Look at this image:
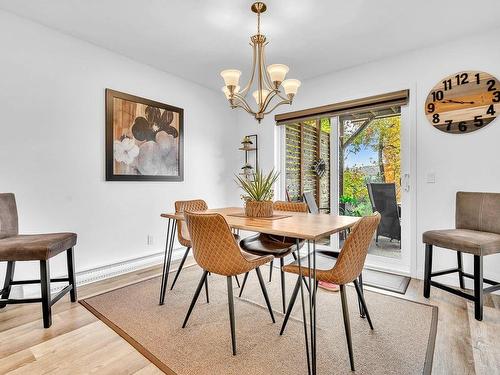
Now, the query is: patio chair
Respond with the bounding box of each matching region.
[367,183,401,245]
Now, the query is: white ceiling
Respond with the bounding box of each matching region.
[1,0,500,91]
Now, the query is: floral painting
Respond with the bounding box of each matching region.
[105,89,183,181]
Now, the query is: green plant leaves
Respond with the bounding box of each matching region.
[235,169,280,201]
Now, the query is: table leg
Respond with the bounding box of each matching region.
[159,219,177,305]
[296,238,311,375]
[312,240,317,375]
[307,241,314,373]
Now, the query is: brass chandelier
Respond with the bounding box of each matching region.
[220,2,301,123]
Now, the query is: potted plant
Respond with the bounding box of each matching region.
[235,169,280,217]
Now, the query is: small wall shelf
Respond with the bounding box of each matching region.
[239,134,258,177]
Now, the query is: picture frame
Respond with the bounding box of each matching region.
[105,89,184,181]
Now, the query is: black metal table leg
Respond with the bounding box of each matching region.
[307,241,314,374]
[312,240,317,375]
[159,218,177,305]
[296,238,311,375]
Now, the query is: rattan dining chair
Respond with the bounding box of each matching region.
[238,201,308,313]
[182,211,275,355]
[280,212,381,371]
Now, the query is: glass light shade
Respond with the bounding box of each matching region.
[252,89,270,105]
[222,85,240,99]
[282,79,301,96]
[267,64,289,83]
[220,69,242,86]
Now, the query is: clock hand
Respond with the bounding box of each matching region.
[443,99,475,104]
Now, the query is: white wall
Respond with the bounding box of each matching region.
[2,8,499,292]
[235,28,500,285]
[0,10,238,285]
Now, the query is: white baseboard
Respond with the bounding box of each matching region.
[19,247,185,298]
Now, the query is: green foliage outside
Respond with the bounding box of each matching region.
[341,115,401,217]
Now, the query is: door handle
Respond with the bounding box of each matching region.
[402,173,410,192]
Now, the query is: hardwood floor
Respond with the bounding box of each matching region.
[0,260,498,374]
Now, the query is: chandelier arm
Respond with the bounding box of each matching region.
[275,91,290,101]
[232,93,255,114]
[235,101,256,116]
[239,42,258,97]
[263,98,292,115]
[261,89,279,113]
[260,42,275,90]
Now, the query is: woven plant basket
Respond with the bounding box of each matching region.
[245,200,273,218]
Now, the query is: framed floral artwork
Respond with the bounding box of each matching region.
[105,89,184,181]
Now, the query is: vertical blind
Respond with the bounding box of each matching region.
[285,119,330,211]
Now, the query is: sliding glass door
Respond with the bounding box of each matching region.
[278,100,411,273]
[333,105,410,272]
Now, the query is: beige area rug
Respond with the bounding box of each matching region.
[81,265,437,375]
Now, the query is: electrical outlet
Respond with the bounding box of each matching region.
[147,235,154,246]
[426,172,436,184]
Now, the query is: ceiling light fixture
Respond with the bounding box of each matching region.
[220,2,301,123]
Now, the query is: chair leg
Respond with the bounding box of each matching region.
[40,260,52,328]
[226,276,237,355]
[474,255,483,321]
[357,273,365,318]
[255,267,275,323]
[182,270,208,328]
[353,280,373,330]
[457,251,465,289]
[170,247,190,290]
[205,274,209,304]
[0,261,15,308]
[340,284,355,371]
[280,258,286,313]
[66,248,77,302]
[423,244,433,298]
[238,272,249,298]
[234,275,240,288]
[269,260,274,282]
[280,276,301,335]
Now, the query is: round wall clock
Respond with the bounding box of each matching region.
[425,70,499,133]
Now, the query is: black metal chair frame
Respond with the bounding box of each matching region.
[182,267,275,355]
[423,245,500,321]
[170,246,241,293]
[302,191,366,317]
[280,266,373,372]
[0,247,77,328]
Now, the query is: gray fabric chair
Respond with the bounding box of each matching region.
[423,191,500,321]
[0,193,77,328]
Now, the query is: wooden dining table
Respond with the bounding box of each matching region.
[159,206,360,375]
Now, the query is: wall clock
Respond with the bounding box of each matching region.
[425,71,499,134]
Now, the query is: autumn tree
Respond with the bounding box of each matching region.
[340,115,401,205]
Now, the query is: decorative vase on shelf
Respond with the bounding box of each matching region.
[240,136,254,151]
[235,169,279,218]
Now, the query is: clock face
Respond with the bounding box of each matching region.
[425,71,499,134]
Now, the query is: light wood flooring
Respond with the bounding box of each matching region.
[0,259,499,374]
